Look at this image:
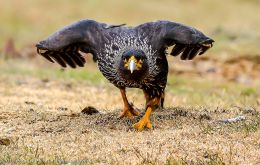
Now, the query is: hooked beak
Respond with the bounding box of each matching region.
[129,59,136,74]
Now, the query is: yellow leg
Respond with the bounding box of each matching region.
[132,107,153,130]
[133,97,160,130]
[119,88,139,118]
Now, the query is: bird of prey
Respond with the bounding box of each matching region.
[36,20,214,130]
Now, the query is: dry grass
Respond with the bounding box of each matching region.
[0,58,259,164]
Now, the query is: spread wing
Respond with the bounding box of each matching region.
[137,20,214,60]
[36,20,107,68]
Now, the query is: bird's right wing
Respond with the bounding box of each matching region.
[36,20,107,68]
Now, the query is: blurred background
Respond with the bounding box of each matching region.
[0,0,259,107]
[1,0,260,52]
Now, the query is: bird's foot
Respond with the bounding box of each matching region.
[132,116,152,131]
[120,106,139,118]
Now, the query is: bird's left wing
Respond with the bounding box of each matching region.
[137,20,214,60]
[36,20,107,68]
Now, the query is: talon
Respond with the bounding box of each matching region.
[132,118,152,130]
[146,121,152,129]
[120,106,139,118]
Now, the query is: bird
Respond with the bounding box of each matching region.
[36,19,214,130]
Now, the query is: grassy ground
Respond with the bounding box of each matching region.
[0,57,259,164]
[1,0,260,164]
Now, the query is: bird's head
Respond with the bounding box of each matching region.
[122,49,148,73]
[119,49,148,79]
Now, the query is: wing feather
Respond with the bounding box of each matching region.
[70,51,85,67]
[188,47,201,60]
[39,50,55,63]
[51,53,67,67]
[36,20,106,68]
[137,21,214,60]
[170,44,185,56]
[180,47,193,60]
